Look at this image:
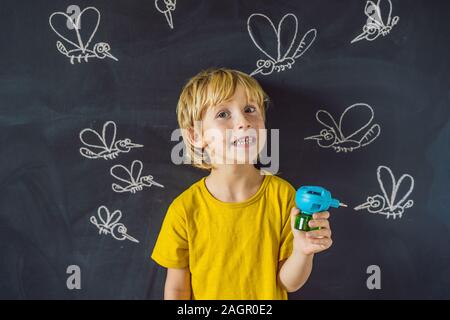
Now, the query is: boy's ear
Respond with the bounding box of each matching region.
[185,127,204,149]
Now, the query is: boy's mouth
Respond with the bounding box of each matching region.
[231,136,257,147]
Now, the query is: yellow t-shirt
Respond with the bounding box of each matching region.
[151,172,296,300]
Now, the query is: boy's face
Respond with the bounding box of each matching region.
[198,84,266,166]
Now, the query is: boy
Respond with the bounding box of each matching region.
[151,68,333,300]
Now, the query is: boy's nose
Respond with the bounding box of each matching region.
[236,113,252,130]
[238,122,251,130]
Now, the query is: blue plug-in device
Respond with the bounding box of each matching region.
[294,186,347,231]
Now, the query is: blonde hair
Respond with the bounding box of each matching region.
[176,68,269,170]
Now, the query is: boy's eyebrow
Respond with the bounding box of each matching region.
[214,99,258,110]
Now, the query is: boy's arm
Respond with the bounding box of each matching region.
[278,253,314,293]
[164,267,191,300]
[278,207,333,293]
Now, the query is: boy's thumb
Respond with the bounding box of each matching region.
[290,207,300,229]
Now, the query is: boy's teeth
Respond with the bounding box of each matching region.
[233,137,255,146]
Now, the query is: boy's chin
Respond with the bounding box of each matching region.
[223,155,259,165]
[210,147,260,165]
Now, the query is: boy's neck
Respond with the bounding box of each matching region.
[205,165,265,203]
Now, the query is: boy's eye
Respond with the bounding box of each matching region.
[217,111,229,119]
[245,105,256,113]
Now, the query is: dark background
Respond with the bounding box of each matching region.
[0,0,449,299]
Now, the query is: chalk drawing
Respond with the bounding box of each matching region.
[155,0,176,29]
[305,103,380,153]
[354,165,414,219]
[351,0,399,44]
[90,205,139,243]
[79,121,143,160]
[110,160,164,194]
[247,13,316,76]
[49,6,118,64]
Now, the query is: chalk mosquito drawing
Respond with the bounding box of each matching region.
[110,160,164,194]
[247,13,317,76]
[305,103,381,153]
[79,121,143,160]
[155,0,176,29]
[49,6,118,64]
[90,205,139,243]
[354,166,414,219]
[351,0,399,44]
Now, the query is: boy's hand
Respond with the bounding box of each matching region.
[290,207,333,256]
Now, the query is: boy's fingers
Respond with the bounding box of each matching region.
[307,229,332,238]
[290,207,300,217]
[313,211,330,219]
[310,238,333,247]
[309,219,330,229]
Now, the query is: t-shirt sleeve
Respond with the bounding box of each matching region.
[278,184,296,261]
[151,200,189,269]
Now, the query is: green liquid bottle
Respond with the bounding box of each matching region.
[294,212,319,232]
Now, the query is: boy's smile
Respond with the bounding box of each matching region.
[231,135,257,148]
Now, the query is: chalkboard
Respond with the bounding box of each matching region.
[1,0,449,299]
